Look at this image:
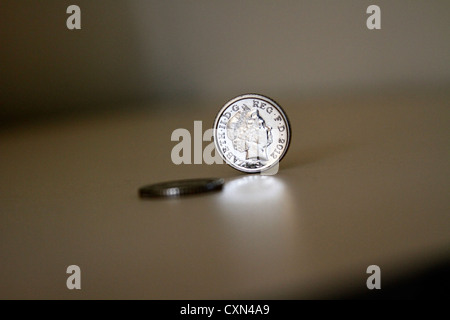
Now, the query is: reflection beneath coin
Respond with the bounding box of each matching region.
[214,175,302,289]
[218,175,294,215]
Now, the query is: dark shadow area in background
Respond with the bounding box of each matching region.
[339,256,450,300]
[0,0,152,123]
[266,254,450,300]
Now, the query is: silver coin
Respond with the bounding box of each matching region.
[213,94,291,173]
[139,178,224,198]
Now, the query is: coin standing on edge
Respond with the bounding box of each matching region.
[213,94,291,173]
[139,178,225,198]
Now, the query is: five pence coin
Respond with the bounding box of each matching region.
[213,94,291,173]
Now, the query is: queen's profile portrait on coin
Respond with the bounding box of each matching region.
[227,105,273,161]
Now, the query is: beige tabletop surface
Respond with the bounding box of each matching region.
[0,87,449,299]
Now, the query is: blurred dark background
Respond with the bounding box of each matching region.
[1,0,449,121]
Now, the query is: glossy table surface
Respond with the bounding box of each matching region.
[1,88,449,299]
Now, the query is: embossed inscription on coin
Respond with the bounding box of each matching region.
[213,94,291,173]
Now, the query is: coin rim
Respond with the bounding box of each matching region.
[139,178,225,198]
[213,93,291,173]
